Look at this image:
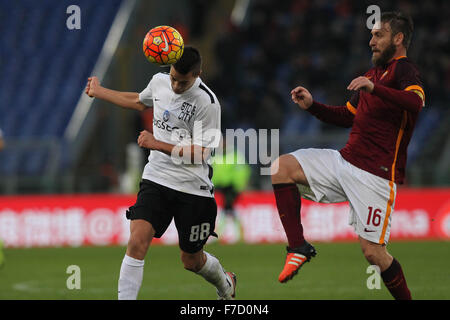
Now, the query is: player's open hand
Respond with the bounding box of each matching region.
[347,76,374,93]
[291,86,313,110]
[85,76,100,98]
[137,130,158,149]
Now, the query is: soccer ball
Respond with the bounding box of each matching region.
[143,25,184,66]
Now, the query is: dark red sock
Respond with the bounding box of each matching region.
[381,258,412,300]
[272,183,305,248]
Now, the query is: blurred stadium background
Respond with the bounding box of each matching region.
[0,0,449,300]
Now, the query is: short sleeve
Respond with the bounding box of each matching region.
[139,80,153,107]
[192,104,221,148]
[395,61,425,106]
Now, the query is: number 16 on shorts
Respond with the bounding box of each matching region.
[361,205,391,244]
[189,223,211,242]
[366,206,382,227]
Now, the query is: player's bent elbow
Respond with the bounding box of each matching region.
[409,99,423,113]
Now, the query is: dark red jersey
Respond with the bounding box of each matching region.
[307,56,425,184]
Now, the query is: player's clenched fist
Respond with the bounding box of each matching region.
[137,130,157,149]
[85,76,100,98]
[291,86,313,110]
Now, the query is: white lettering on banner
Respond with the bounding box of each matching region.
[302,204,355,241]
[50,208,84,246]
[0,208,86,247]
[0,207,125,247]
[0,210,19,246]
[390,209,429,237]
[85,209,115,245]
[225,203,356,244]
[304,205,333,241]
[59,209,84,246]
[0,192,447,248]
[239,205,286,243]
[23,210,52,247]
[441,212,450,237]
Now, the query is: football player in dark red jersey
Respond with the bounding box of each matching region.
[271,12,424,300]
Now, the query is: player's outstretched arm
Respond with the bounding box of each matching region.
[85,76,148,111]
[291,85,354,128]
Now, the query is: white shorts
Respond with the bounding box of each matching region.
[290,148,397,244]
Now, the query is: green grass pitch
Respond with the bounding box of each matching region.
[0,241,449,300]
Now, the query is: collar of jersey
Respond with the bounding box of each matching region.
[377,55,407,70]
[388,55,407,65]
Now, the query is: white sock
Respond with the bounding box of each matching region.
[118,254,145,300]
[196,251,231,296]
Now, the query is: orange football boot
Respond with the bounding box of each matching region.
[279,241,317,283]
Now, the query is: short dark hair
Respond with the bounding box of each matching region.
[381,11,414,49]
[173,46,202,75]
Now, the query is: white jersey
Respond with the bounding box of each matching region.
[139,72,221,198]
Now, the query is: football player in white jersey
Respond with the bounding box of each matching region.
[85,46,236,300]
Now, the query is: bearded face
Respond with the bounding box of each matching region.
[372,41,396,67]
[370,22,398,67]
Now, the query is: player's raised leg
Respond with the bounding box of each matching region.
[271,154,316,283]
[118,219,154,300]
[181,250,236,300]
[359,237,412,300]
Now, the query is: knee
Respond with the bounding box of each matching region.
[127,236,150,259]
[181,252,204,273]
[362,246,378,265]
[271,155,289,184]
[183,261,200,272]
[361,244,389,267]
